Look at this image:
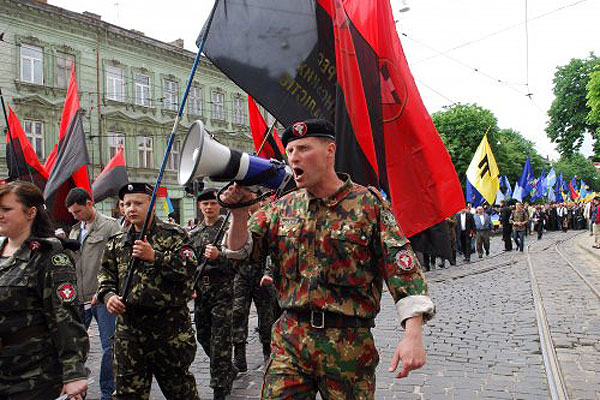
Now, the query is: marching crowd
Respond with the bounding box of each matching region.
[0,119,435,400]
[419,196,600,271]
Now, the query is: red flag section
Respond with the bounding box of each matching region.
[5,106,48,189]
[202,0,464,237]
[248,97,285,160]
[43,64,91,225]
[92,147,129,203]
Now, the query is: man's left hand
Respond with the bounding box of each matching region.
[388,316,426,378]
[204,244,220,260]
[133,237,155,262]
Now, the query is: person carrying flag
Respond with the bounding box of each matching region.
[222,119,434,399]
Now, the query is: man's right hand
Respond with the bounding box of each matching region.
[106,295,126,314]
[220,184,254,214]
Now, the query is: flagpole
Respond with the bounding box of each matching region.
[0,87,32,182]
[120,0,220,303]
[255,119,279,156]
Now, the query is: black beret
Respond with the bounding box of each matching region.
[197,188,217,202]
[118,182,154,200]
[281,119,335,147]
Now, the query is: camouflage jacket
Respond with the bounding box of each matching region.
[97,217,197,309]
[190,215,234,276]
[509,209,529,231]
[0,236,88,390]
[248,174,431,320]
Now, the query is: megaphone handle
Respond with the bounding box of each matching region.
[215,182,275,209]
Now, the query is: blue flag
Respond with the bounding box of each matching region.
[546,168,557,196]
[504,176,512,199]
[513,156,533,202]
[466,179,485,207]
[555,173,564,203]
[531,167,546,202]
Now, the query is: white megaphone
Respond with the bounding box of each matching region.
[178,120,293,191]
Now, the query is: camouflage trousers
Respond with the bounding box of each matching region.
[194,274,235,390]
[113,308,199,400]
[262,314,379,399]
[232,269,276,346]
[0,382,61,400]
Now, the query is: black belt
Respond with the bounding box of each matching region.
[285,310,375,329]
[0,324,47,348]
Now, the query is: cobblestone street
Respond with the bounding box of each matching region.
[84,231,600,399]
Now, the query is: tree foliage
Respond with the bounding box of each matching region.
[553,153,600,191]
[546,53,600,156]
[586,69,600,159]
[432,104,547,186]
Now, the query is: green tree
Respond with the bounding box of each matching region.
[585,68,600,159]
[432,103,547,186]
[546,53,600,156]
[553,153,600,191]
[432,103,499,181]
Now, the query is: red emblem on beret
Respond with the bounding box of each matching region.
[180,246,195,259]
[292,122,308,137]
[57,283,76,302]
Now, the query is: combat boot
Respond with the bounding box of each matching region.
[262,342,271,362]
[233,343,247,372]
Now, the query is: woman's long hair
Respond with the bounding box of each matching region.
[0,181,55,238]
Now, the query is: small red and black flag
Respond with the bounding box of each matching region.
[92,146,129,203]
[248,96,285,160]
[5,105,48,189]
[202,0,464,238]
[43,65,91,224]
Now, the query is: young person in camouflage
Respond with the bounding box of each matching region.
[96,182,199,400]
[190,189,237,400]
[0,181,88,400]
[223,119,435,399]
[232,200,276,372]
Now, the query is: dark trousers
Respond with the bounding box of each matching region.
[502,227,513,251]
[459,231,472,260]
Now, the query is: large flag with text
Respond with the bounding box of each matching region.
[5,106,48,189]
[465,134,499,205]
[202,0,463,237]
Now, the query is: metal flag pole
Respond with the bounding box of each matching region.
[121,0,220,302]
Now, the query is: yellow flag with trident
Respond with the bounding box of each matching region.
[466,134,500,205]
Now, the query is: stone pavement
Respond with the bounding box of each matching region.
[84,231,600,399]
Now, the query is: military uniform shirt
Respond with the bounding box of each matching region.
[190,215,234,276]
[0,236,88,391]
[248,174,432,321]
[97,218,197,308]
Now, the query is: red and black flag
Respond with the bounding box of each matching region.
[92,146,129,203]
[248,96,285,160]
[5,106,48,189]
[202,0,464,237]
[43,65,91,224]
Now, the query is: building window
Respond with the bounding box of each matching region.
[134,73,151,107]
[188,86,203,116]
[23,120,44,159]
[211,91,224,120]
[21,44,43,84]
[106,66,125,102]
[163,79,179,111]
[107,134,125,160]
[232,96,245,125]
[56,52,74,89]
[137,136,154,168]
[167,140,181,171]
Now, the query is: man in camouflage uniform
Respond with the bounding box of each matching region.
[190,189,237,400]
[223,119,435,399]
[232,202,276,372]
[96,183,199,400]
